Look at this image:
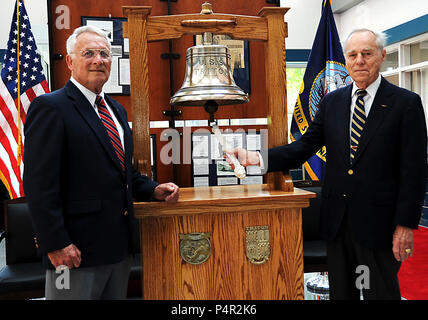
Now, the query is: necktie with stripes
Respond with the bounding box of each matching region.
[350,89,367,163]
[95,95,125,171]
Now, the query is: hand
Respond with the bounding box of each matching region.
[48,243,82,270]
[224,148,260,169]
[392,225,414,262]
[153,182,179,202]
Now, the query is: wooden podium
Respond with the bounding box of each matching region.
[123,4,316,300]
[134,184,314,299]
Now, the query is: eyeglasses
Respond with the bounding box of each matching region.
[78,48,111,60]
[345,49,377,61]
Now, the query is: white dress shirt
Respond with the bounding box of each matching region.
[349,74,382,136]
[70,77,125,152]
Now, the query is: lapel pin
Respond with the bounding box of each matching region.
[380,104,388,108]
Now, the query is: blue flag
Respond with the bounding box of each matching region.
[290,0,352,181]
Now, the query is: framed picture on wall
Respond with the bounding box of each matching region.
[81,16,130,95]
[195,34,251,94]
[191,130,264,187]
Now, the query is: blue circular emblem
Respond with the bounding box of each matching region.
[309,61,352,120]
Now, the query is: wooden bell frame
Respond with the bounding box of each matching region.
[122,4,293,192]
[122,4,317,300]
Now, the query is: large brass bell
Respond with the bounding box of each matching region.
[170,3,249,109]
[170,41,249,107]
[171,2,249,180]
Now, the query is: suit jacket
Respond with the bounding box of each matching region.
[23,80,159,269]
[268,77,427,249]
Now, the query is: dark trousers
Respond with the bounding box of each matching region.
[327,212,401,300]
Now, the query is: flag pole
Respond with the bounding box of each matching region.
[16,0,22,166]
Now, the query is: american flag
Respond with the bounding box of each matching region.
[0,0,49,199]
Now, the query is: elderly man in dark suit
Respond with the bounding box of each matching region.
[228,29,427,300]
[23,25,179,300]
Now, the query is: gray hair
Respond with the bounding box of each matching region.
[66,25,111,55]
[343,28,388,53]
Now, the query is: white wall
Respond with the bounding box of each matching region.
[3,1,428,51]
[281,0,323,49]
[337,0,428,40]
[282,0,428,48]
[1,1,50,86]
[2,0,428,69]
[0,0,48,49]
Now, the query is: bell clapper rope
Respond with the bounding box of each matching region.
[212,123,246,180]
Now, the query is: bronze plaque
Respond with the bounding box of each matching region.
[179,232,211,265]
[246,226,270,265]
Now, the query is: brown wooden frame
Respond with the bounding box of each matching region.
[122,5,315,300]
[122,5,292,191]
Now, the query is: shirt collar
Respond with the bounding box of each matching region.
[351,74,382,99]
[70,77,104,108]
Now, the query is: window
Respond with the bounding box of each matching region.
[381,33,428,126]
[384,74,399,86]
[410,41,428,65]
[286,63,306,140]
[380,50,398,72]
[286,63,307,180]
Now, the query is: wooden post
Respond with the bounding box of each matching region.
[122,7,152,178]
[259,7,293,192]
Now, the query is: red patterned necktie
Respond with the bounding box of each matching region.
[95,95,125,171]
